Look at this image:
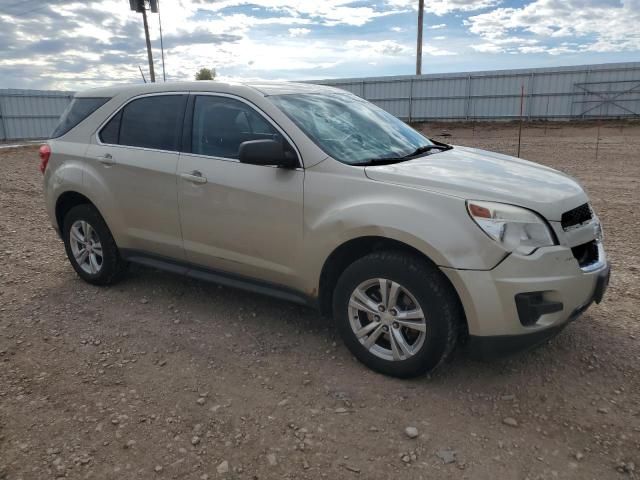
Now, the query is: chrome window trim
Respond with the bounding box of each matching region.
[95,91,189,153]
[91,142,181,156]
[177,151,302,171]
[94,91,304,168]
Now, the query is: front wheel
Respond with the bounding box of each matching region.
[333,251,463,378]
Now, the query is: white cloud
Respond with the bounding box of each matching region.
[423,46,457,56]
[518,45,547,54]
[387,0,500,15]
[465,0,640,54]
[471,43,505,53]
[470,36,541,54]
[1,0,637,90]
[288,27,310,36]
[0,0,424,89]
[344,39,412,57]
[191,0,410,26]
[425,0,501,16]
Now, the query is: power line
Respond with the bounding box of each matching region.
[3,4,52,18]
[2,0,31,10]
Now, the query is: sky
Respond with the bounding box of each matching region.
[0,0,639,90]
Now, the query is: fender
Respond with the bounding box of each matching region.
[300,166,508,295]
[51,155,127,248]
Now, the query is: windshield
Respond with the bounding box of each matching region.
[269,93,433,165]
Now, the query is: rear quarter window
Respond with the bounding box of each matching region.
[51,97,110,138]
[99,110,122,144]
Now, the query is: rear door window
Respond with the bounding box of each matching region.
[51,97,110,138]
[116,95,186,151]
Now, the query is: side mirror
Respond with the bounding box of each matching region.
[238,139,297,168]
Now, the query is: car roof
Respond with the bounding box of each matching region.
[75,80,342,98]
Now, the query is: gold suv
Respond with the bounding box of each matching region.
[41,81,610,377]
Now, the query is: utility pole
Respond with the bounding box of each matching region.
[141,6,155,82]
[130,0,157,83]
[416,0,424,75]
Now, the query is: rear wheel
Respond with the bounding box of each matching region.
[62,204,126,285]
[333,251,462,378]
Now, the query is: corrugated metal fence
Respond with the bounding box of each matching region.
[1,62,639,140]
[0,89,72,141]
[313,62,640,122]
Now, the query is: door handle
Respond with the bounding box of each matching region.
[97,153,115,166]
[180,170,207,184]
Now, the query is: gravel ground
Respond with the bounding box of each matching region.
[1,122,639,480]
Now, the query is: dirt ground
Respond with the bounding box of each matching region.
[1,121,639,480]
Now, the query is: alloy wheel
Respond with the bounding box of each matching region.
[347,278,427,361]
[69,220,103,275]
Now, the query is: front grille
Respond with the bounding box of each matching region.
[561,203,592,230]
[571,240,599,268]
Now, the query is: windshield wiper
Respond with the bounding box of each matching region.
[401,143,452,158]
[359,157,411,165]
[360,142,452,166]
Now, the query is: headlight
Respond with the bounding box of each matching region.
[466,200,556,255]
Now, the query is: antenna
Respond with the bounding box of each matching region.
[139,65,147,83]
[157,0,166,81]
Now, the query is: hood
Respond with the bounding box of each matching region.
[364,146,587,221]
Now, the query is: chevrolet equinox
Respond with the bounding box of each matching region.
[41,81,610,378]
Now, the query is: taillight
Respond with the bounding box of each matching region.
[39,144,51,174]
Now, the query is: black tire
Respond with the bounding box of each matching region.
[333,251,463,378]
[62,204,127,285]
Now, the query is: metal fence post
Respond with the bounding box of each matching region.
[0,95,7,141]
[527,72,535,120]
[465,75,472,121]
[408,78,414,123]
[577,69,591,119]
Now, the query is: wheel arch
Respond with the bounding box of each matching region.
[55,191,101,233]
[317,235,467,335]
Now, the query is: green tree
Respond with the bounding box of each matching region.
[195,68,216,80]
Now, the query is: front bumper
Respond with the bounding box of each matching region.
[465,264,609,358]
[441,244,610,357]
